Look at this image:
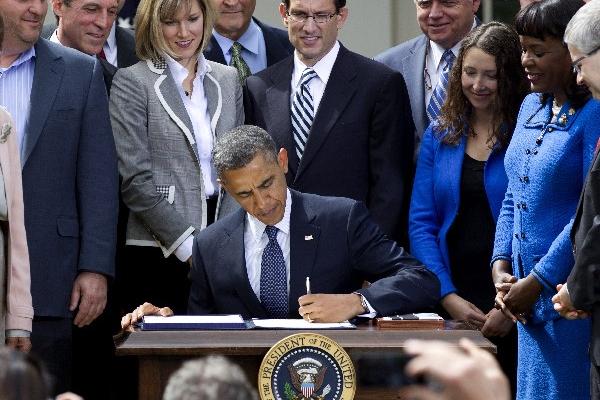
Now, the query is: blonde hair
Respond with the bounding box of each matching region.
[135,0,215,61]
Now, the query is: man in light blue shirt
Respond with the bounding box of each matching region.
[204,0,292,74]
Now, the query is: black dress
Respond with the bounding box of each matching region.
[446,153,517,396]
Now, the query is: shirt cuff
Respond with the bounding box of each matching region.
[354,293,377,318]
[6,329,31,338]
[173,235,194,262]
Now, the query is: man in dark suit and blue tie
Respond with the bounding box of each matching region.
[0,0,118,395]
[376,0,480,158]
[243,0,413,245]
[204,0,293,80]
[122,125,439,326]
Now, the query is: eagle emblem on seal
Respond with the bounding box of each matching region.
[286,358,331,399]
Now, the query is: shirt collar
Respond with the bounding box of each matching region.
[246,189,292,243]
[164,52,211,85]
[1,46,36,71]
[105,22,116,51]
[212,18,262,56]
[293,40,340,88]
[429,18,476,70]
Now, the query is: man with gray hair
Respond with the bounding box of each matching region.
[552,1,600,397]
[162,356,257,400]
[122,125,439,326]
[376,0,480,158]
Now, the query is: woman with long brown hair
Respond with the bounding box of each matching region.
[409,21,528,387]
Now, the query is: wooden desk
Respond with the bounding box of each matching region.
[116,325,494,400]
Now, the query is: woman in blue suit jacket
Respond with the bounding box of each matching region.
[492,2,600,399]
[410,23,527,386]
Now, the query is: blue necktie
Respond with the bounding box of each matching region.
[260,226,288,318]
[291,68,318,161]
[426,49,456,123]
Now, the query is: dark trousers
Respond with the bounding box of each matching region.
[592,363,600,400]
[31,317,73,396]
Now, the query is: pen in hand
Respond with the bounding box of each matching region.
[306,276,311,295]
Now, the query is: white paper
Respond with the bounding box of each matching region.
[252,319,355,329]
[142,315,245,324]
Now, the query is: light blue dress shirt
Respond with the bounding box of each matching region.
[212,19,267,74]
[0,47,36,154]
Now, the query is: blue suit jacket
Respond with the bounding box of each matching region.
[190,190,439,318]
[23,39,118,317]
[203,18,292,68]
[493,94,600,323]
[409,126,508,298]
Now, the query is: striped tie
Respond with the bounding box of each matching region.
[426,49,456,123]
[291,68,318,161]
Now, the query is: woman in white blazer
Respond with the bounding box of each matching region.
[109,0,244,314]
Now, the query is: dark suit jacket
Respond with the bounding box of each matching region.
[568,151,600,365]
[114,26,137,68]
[190,190,439,318]
[204,18,292,69]
[23,39,118,317]
[376,35,428,157]
[243,44,413,242]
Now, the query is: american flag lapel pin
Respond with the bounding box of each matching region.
[304,235,313,241]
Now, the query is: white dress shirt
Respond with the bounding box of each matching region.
[165,53,217,262]
[244,189,292,298]
[290,41,340,115]
[424,18,477,106]
[103,23,118,67]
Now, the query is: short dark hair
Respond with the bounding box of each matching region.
[212,125,278,178]
[281,0,346,12]
[515,0,589,108]
[438,22,528,148]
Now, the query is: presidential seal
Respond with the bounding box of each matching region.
[258,333,356,400]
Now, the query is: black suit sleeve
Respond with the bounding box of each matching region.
[567,168,600,311]
[367,71,414,242]
[347,201,439,316]
[188,236,216,314]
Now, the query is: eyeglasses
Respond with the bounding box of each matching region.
[572,44,600,74]
[415,0,461,9]
[285,11,338,24]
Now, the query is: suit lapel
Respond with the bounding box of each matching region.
[23,40,64,167]
[403,36,427,137]
[265,58,298,175]
[152,61,199,160]
[288,191,320,316]
[295,45,357,181]
[223,209,269,318]
[573,150,600,239]
[203,36,227,65]
[203,68,220,137]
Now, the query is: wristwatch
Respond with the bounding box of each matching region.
[354,292,369,313]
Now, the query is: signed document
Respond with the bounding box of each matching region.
[252,319,356,330]
[140,315,251,330]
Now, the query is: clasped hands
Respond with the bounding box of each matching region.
[492,261,542,324]
[121,294,365,331]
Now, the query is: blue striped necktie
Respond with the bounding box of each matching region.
[291,68,318,161]
[260,226,288,318]
[426,49,456,123]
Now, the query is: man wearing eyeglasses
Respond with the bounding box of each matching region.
[376,0,480,160]
[243,0,414,245]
